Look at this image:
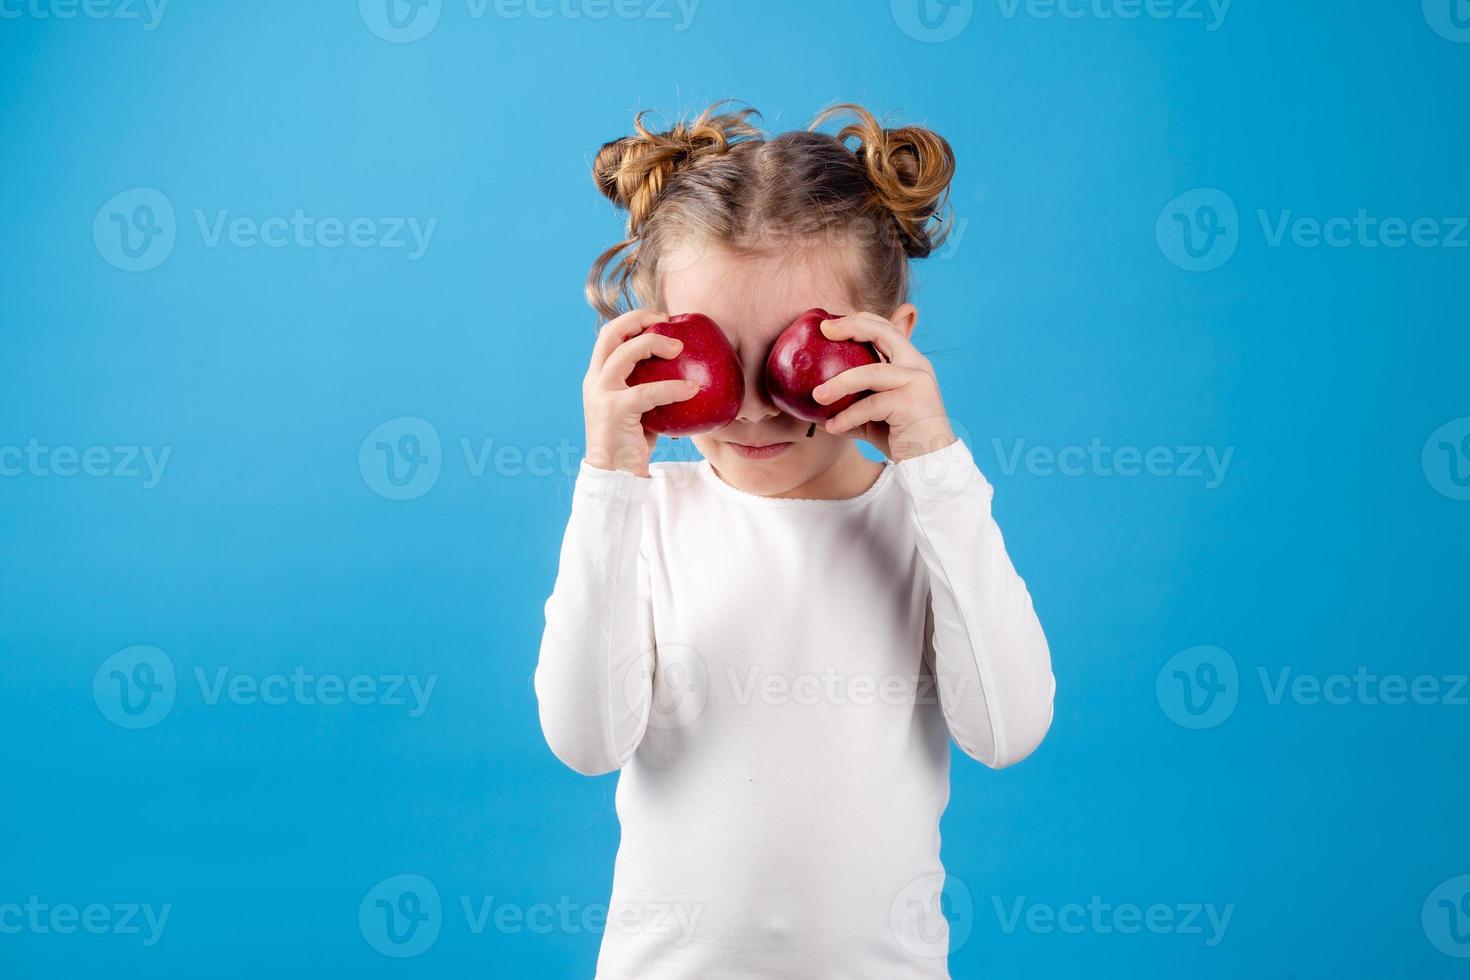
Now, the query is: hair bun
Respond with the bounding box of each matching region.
[813,104,956,259]
[592,103,762,232]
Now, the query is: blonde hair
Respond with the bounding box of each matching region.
[587,101,956,321]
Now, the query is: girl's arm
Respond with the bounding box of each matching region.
[812,312,1055,769]
[533,462,655,776]
[537,309,696,776]
[894,438,1056,769]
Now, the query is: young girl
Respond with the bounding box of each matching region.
[535,102,1055,979]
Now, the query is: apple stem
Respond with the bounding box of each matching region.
[806,422,816,439]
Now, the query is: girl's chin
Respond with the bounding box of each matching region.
[709,449,808,493]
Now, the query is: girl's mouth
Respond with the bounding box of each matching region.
[728,441,793,460]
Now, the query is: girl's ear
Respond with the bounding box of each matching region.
[889,302,918,339]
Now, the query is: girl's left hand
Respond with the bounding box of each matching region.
[811,312,957,462]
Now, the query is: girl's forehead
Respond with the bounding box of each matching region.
[660,244,857,341]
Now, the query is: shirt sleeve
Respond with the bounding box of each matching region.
[533,460,656,776]
[894,438,1056,769]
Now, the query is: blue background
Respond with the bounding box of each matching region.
[2,0,1468,976]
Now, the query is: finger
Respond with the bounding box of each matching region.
[600,331,684,390]
[824,390,900,436]
[812,363,927,405]
[589,309,669,375]
[616,378,702,417]
[819,312,929,371]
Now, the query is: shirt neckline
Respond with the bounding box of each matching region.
[695,457,895,509]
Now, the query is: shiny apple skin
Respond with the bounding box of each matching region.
[764,308,881,423]
[625,313,745,436]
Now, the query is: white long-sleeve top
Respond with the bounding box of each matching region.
[534,438,1055,979]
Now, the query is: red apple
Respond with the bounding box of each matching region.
[625,313,745,436]
[764,308,881,423]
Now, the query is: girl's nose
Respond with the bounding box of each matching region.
[735,359,780,424]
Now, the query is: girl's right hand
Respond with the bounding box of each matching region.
[582,309,701,478]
